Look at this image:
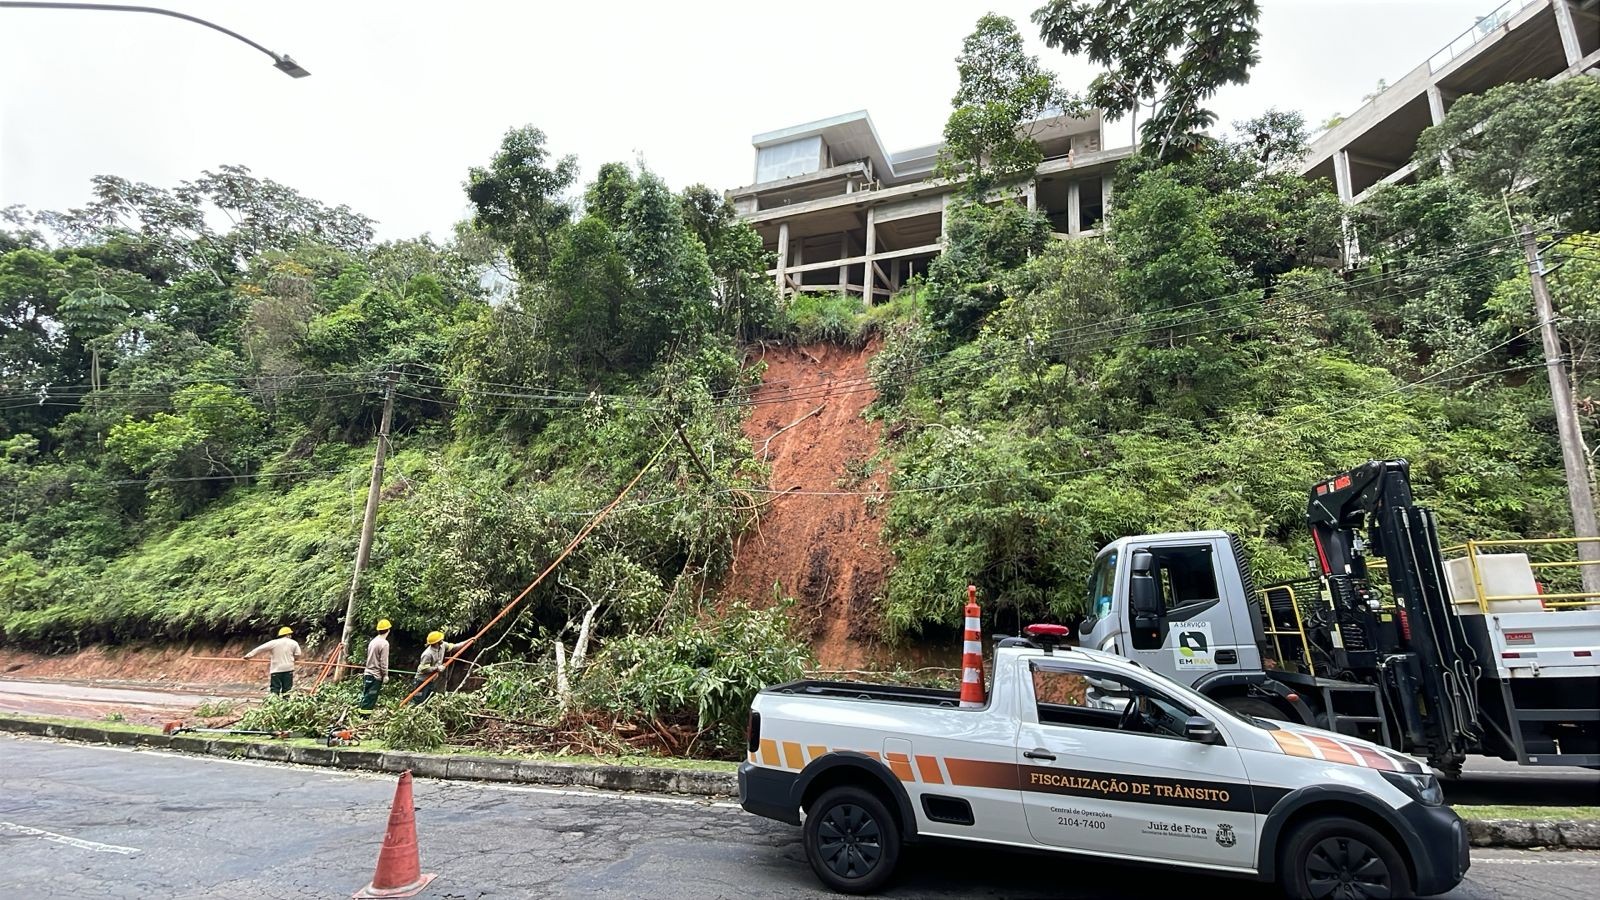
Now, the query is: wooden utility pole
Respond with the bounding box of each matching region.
[1520,225,1600,594]
[338,372,397,672]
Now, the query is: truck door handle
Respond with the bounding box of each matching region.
[1217,649,1238,664]
[1023,748,1057,761]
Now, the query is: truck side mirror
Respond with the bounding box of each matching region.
[1184,716,1221,745]
[1129,553,1161,619]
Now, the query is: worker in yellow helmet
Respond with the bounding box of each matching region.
[243,626,302,696]
[410,630,465,705]
[359,618,392,711]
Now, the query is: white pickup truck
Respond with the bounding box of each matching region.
[739,629,1469,897]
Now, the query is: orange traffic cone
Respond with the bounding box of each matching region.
[353,771,437,899]
[959,585,986,709]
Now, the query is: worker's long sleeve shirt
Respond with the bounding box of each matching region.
[363,635,390,681]
[245,637,302,674]
[416,641,464,677]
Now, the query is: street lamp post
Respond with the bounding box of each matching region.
[0,2,310,77]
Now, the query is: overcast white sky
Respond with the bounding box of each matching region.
[0,0,1500,241]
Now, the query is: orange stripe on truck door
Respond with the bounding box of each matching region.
[759,739,781,767]
[943,757,1020,790]
[807,745,828,763]
[915,755,945,785]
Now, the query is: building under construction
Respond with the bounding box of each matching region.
[727,110,1134,301]
[731,0,1600,299]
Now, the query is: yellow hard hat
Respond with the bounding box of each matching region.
[426,630,445,645]
[277,626,293,637]
[376,618,392,632]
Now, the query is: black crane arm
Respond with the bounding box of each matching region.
[1305,459,1482,771]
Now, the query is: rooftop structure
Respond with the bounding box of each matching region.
[730,109,1134,301]
[1301,0,1600,202]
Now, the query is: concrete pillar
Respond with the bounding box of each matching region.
[1426,85,1447,125]
[1024,179,1037,212]
[890,260,901,292]
[862,207,877,304]
[1426,86,1454,173]
[1067,180,1082,236]
[940,193,951,243]
[1553,0,1583,66]
[1101,173,1114,222]
[774,222,789,296]
[1333,150,1354,203]
[838,231,850,294]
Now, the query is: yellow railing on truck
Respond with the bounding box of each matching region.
[1451,537,1600,611]
[1259,583,1318,677]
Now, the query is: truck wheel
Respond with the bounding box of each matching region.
[1222,697,1287,722]
[1279,815,1411,900]
[803,786,901,894]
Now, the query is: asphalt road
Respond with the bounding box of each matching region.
[2,736,1597,900]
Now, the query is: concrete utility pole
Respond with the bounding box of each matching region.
[1520,224,1600,594]
[338,373,397,671]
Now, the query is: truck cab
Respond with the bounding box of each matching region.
[1080,531,1265,686]
[1082,508,1600,772]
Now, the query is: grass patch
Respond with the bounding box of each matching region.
[1455,805,1600,821]
[778,287,926,349]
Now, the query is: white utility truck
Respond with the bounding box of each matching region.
[1080,459,1600,775]
[739,627,1469,897]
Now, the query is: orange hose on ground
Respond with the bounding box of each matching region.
[397,435,674,706]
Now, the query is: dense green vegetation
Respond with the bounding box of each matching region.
[869,71,1600,638]
[0,131,801,752]
[2,8,1597,754]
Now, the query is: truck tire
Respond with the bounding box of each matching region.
[1221,697,1289,722]
[1278,815,1412,900]
[803,785,901,894]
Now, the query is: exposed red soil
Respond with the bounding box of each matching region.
[2,638,267,688]
[723,342,898,669]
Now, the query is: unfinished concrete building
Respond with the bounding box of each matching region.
[729,110,1134,301]
[1301,0,1600,202]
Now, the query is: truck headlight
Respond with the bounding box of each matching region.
[1381,770,1443,806]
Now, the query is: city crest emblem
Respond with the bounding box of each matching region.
[1215,823,1236,848]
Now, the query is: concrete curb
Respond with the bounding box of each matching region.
[1465,818,1600,849]
[0,715,738,799]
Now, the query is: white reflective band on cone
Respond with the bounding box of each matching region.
[963,641,982,654]
[963,669,980,682]
[965,617,980,631]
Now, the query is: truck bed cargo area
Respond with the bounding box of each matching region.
[765,680,962,707]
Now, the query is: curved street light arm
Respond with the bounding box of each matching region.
[0,2,308,76]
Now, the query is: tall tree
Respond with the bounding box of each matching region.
[1033,0,1261,159]
[466,126,579,281]
[1414,78,1600,232]
[937,14,1076,197]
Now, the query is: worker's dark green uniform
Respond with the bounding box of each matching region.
[410,636,464,705]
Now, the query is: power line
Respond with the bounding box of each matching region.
[387,234,1534,418]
